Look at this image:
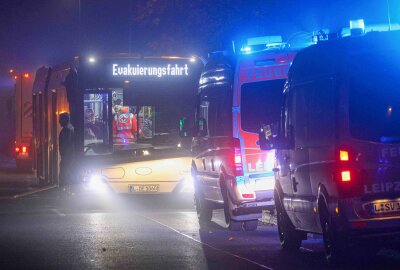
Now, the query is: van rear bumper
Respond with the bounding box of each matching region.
[334,215,400,240]
[232,198,274,217]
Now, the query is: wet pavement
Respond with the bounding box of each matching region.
[0,183,399,269]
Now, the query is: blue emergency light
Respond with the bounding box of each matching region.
[239,36,286,54]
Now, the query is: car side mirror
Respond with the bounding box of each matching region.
[258,123,290,150]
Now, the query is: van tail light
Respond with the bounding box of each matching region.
[339,150,349,161]
[15,147,20,153]
[22,146,27,153]
[341,170,351,182]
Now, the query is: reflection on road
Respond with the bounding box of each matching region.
[0,187,399,270]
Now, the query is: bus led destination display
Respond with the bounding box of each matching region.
[112,63,189,78]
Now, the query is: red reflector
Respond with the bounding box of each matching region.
[341,170,351,182]
[15,147,20,153]
[242,193,254,199]
[340,150,349,161]
[22,146,27,153]
[351,221,367,229]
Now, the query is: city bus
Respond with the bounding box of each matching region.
[32,55,203,193]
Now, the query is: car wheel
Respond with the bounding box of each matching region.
[320,207,347,265]
[222,188,243,231]
[244,220,258,231]
[276,197,303,251]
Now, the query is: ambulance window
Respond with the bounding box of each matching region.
[241,80,285,133]
[83,92,111,154]
[199,85,231,136]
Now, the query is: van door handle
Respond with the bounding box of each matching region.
[292,177,299,192]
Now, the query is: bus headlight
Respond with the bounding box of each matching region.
[181,175,194,192]
[88,174,108,194]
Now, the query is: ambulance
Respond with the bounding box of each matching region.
[180,36,302,230]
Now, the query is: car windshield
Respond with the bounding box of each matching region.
[348,50,400,143]
[240,79,285,133]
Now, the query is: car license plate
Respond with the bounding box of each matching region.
[368,200,400,214]
[128,184,159,193]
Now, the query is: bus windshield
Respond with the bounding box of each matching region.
[240,79,285,133]
[349,50,400,143]
[83,88,185,155]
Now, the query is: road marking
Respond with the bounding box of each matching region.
[137,213,275,270]
[51,209,66,217]
[13,185,57,199]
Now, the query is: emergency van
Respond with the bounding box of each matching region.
[32,55,203,192]
[259,26,400,262]
[180,36,299,231]
[12,71,33,171]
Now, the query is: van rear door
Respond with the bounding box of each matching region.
[236,53,295,192]
[343,49,400,218]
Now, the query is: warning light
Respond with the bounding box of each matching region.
[340,150,349,161]
[23,73,30,78]
[341,170,351,182]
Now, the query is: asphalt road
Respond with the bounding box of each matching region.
[0,185,399,269]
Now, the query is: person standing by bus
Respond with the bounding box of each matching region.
[113,106,138,144]
[59,112,75,194]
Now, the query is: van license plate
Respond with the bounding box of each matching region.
[369,201,400,214]
[128,185,159,193]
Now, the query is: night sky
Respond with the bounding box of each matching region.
[0,0,399,89]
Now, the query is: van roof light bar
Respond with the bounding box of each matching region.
[240,36,287,54]
[350,19,365,36]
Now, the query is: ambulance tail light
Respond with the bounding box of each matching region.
[234,148,243,175]
[242,193,255,199]
[15,145,29,155]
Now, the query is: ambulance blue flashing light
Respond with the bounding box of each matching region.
[239,36,285,54]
